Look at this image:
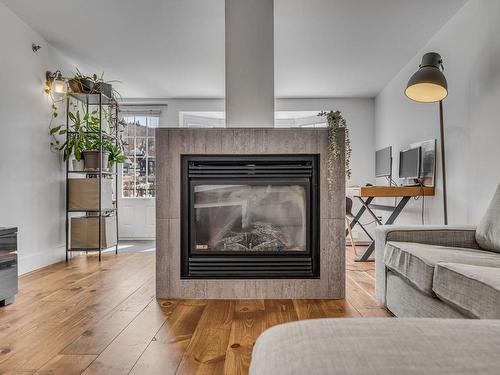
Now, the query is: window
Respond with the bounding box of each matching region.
[180,112,225,128]
[274,111,327,128]
[178,111,327,128]
[121,114,158,198]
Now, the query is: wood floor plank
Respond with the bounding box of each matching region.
[61,310,139,355]
[81,300,174,375]
[117,277,155,312]
[34,354,96,375]
[0,245,387,375]
[292,299,328,320]
[224,300,266,375]
[0,256,154,371]
[0,285,134,371]
[175,300,234,374]
[0,253,149,342]
[0,255,155,371]
[264,300,299,328]
[320,299,362,317]
[349,270,376,297]
[346,274,384,310]
[130,300,206,375]
[63,277,155,355]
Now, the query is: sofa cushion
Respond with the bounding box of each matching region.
[384,241,500,295]
[476,183,500,253]
[250,318,500,375]
[433,263,500,318]
[386,270,467,318]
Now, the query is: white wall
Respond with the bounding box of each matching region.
[0,3,75,274]
[375,0,500,226]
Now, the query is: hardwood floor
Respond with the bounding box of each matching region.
[0,246,389,375]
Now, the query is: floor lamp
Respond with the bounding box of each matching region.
[405,52,449,225]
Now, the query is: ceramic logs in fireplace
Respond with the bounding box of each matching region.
[181,155,319,279]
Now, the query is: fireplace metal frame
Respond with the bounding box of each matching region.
[180,154,320,279]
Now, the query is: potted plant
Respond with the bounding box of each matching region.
[49,110,88,170]
[82,120,111,171]
[49,108,114,171]
[106,143,128,172]
[318,111,352,187]
[68,69,115,98]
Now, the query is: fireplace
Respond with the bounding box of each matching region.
[181,155,320,279]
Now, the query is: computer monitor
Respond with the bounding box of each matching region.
[375,146,392,178]
[399,147,421,180]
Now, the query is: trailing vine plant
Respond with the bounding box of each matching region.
[45,78,65,152]
[318,110,352,187]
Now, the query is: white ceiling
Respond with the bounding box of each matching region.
[2,0,467,98]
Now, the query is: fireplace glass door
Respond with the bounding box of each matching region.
[181,155,319,279]
[193,183,308,253]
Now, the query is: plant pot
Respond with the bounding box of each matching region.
[68,78,94,93]
[96,82,112,98]
[82,150,110,171]
[108,163,117,173]
[68,79,112,97]
[72,159,84,171]
[68,79,81,93]
[80,78,96,93]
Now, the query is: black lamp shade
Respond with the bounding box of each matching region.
[405,52,448,103]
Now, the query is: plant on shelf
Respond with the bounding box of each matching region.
[318,110,352,186]
[49,107,126,171]
[46,67,126,171]
[106,143,127,168]
[68,68,121,100]
[81,119,113,171]
[49,109,99,162]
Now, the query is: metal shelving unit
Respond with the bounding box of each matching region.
[65,92,119,262]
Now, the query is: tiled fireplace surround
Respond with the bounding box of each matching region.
[156,128,345,298]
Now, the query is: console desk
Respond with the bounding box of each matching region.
[348,186,435,261]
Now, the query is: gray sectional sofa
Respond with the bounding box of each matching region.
[249,185,500,373]
[375,184,500,318]
[250,318,500,374]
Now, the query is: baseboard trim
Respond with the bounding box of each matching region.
[119,237,155,241]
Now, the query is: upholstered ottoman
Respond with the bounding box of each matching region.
[250,318,500,374]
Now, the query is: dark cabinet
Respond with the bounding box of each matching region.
[0,227,17,306]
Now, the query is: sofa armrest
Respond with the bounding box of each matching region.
[375,225,478,304]
[380,225,479,249]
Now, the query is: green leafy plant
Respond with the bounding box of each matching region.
[318,110,352,185]
[45,76,65,138]
[69,68,121,100]
[106,143,128,166]
[49,109,100,161]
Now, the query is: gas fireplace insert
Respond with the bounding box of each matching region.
[181,155,320,279]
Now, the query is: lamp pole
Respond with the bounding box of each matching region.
[405,52,449,225]
[439,100,448,225]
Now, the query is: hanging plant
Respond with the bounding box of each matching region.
[318,110,352,186]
